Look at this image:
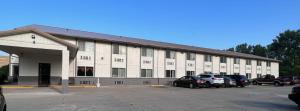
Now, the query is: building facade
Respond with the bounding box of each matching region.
[0,25,279,88]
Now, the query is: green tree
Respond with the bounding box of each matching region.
[0,65,9,84]
[235,43,253,54]
[268,30,300,75]
[226,47,234,51]
[252,44,267,57]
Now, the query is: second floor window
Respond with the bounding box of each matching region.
[220,56,227,63]
[257,60,262,66]
[141,48,154,57]
[266,61,271,67]
[246,59,252,65]
[166,50,176,59]
[112,44,126,55]
[234,58,240,64]
[204,55,212,62]
[78,41,86,51]
[186,53,196,60]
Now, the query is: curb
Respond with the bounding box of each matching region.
[2,86,35,89]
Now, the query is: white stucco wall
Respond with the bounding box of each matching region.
[154,49,165,78]
[95,42,111,77]
[176,52,185,77]
[240,59,246,75]
[0,33,67,51]
[19,52,62,77]
[127,46,140,78]
[212,56,220,74]
[196,54,204,74]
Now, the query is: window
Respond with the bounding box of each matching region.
[246,59,251,65]
[165,70,176,78]
[77,66,94,76]
[257,74,262,78]
[78,41,86,51]
[166,50,176,59]
[186,53,196,60]
[141,69,153,77]
[186,71,195,76]
[234,73,240,75]
[266,61,271,67]
[112,68,126,77]
[77,67,85,76]
[220,72,227,75]
[246,73,251,79]
[86,67,94,76]
[204,71,212,74]
[220,56,227,63]
[234,58,240,64]
[257,61,262,66]
[204,55,212,62]
[141,48,154,57]
[112,44,126,55]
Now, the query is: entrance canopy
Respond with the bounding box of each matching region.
[0,29,78,93]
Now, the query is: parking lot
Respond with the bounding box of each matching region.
[4,85,299,111]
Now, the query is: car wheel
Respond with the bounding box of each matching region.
[206,82,211,88]
[189,83,194,89]
[274,82,280,86]
[173,82,178,87]
[240,84,245,88]
[253,81,258,85]
[297,99,300,107]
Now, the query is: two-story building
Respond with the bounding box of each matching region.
[0,24,279,93]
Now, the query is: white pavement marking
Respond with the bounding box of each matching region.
[276,94,288,98]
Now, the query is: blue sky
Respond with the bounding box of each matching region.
[0,0,300,55]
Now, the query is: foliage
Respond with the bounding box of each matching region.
[0,65,9,84]
[227,29,300,76]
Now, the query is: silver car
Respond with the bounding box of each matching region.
[198,74,224,88]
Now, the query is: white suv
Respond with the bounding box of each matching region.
[198,74,224,88]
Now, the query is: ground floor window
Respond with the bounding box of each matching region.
[246,73,251,79]
[186,71,195,76]
[112,68,126,77]
[204,71,212,74]
[166,70,176,78]
[220,72,227,75]
[77,66,94,77]
[141,69,153,77]
[257,74,262,78]
[234,73,240,75]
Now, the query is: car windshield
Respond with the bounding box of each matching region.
[191,76,201,80]
[199,75,211,78]
[214,75,223,78]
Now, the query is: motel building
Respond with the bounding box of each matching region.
[0,25,279,93]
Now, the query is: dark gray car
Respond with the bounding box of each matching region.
[0,87,6,111]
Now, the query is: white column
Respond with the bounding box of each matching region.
[9,54,13,77]
[61,50,70,94]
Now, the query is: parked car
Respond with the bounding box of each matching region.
[173,76,208,88]
[252,74,291,86]
[198,74,224,88]
[288,86,300,107]
[222,76,237,87]
[224,75,250,87]
[292,76,300,84]
[0,87,6,111]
